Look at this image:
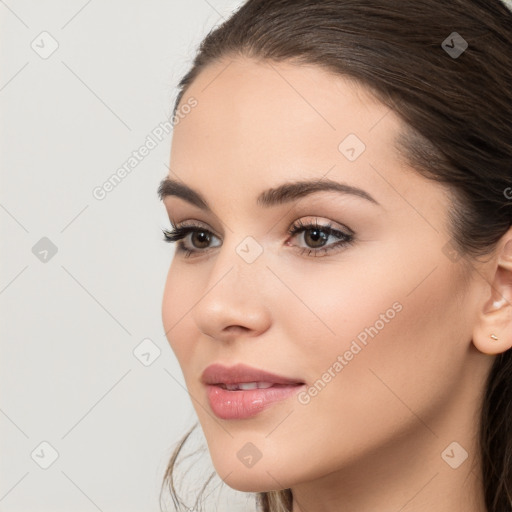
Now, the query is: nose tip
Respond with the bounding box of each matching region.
[196,302,271,342]
[192,265,272,342]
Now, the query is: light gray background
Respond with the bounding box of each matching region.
[0,1,254,511]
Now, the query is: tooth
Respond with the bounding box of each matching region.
[256,382,274,389]
[238,382,259,390]
[223,382,276,390]
[242,382,275,390]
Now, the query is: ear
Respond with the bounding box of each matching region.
[472,228,512,355]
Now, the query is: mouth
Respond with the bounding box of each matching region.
[201,363,306,420]
[205,381,307,420]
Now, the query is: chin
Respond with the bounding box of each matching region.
[219,469,290,493]
[207,448,299,493]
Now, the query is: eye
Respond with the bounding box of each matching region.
[285,218,355,257]
[161,218,355,258]
[161,222,221,258]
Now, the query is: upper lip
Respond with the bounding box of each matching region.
[201,363,305,386]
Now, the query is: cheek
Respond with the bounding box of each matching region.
[268,253,468,447]
[265,254,404,364]
[318,259,463,377]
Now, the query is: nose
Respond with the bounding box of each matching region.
[191,248,272,342]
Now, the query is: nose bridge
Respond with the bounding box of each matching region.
[191,232,272,337]
[212,224,268,284]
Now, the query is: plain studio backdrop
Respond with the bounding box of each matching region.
[0,1,253,511]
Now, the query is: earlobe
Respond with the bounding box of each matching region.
[472,232,512,356]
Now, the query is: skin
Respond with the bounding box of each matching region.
[160,57,512,512]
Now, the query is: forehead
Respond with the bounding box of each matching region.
[167,57,448,223]
[175,57,396,143]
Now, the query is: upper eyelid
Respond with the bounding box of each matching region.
[170,216,352,232]
[171,219,216,232]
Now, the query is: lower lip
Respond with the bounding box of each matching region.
[206,384,306,420]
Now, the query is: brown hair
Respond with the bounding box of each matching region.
[159,1,512,511]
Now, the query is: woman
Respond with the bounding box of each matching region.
[157,1,512,511]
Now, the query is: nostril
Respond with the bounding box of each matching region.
[224,325,250,334]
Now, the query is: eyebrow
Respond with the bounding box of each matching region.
[157,176,381,210]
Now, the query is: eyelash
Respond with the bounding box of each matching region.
[161,218,355,259]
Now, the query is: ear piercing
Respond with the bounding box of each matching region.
[490,334,499,341]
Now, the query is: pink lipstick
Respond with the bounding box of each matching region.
[201,363,306,420]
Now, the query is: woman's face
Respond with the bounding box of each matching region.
[161,58,490,495]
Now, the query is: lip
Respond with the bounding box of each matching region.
[201,363,305,386]
[201,363,306,420]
